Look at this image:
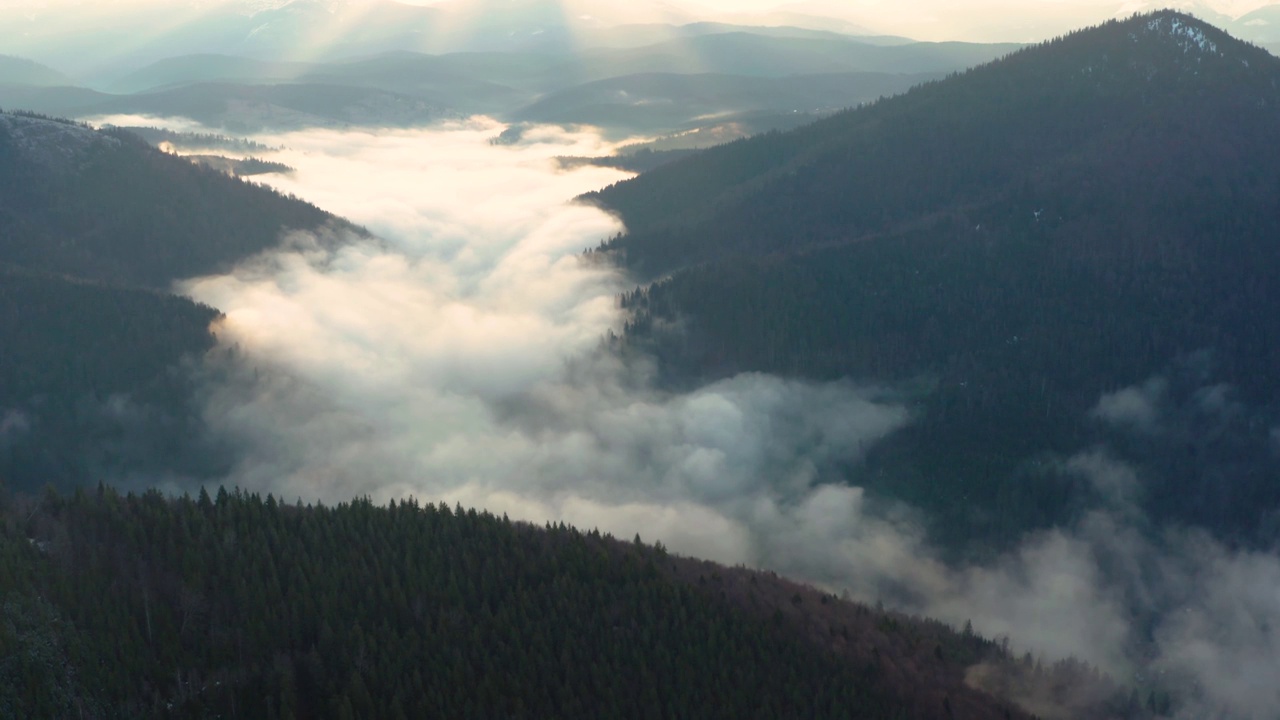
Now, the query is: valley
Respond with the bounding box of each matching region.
[2,3,1280,718]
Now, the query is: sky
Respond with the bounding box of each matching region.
[2,0,1276,43]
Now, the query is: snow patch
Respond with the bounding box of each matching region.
[1143,14,1223,56]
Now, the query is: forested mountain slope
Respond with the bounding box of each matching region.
[0,112,339,286]
[513,71,941,134]
[2,486,1136,719]
[590,12,1280,550]
[0,110,351,492]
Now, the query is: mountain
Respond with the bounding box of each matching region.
[0,81,450,133]
[0,0,1023,136]
[0,31,1016,134]
[102,82,448,133]
[568,33,1022,81]
[422,0,697,51]
[0,1,445,81]
[0,486,1087,719]
[0,110,352,491]
[0,112,338,286]
[0,86,110,118]
[0,0,851,84]
[289,53,529,112]
[514,71,940,134]
[0,56,76,88]
[590,12,1280,551]
[1230,4,1280,42]
[577,21,893,49]
[107,54,317,94]
[709,9,877,36]
[102,36,1014,98]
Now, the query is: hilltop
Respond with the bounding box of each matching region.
[0,56,75,88]
[590,11,1280,550]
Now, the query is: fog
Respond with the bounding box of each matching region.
[124,116,908,570]
[115,114,1280,719]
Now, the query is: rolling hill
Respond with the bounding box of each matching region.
[513,71,940,134]
[567,33,1021,79]
[590,11,1280,551]
[106,55,318,94]
[1,485,1110,719]
[2,16,1020,136]
[0,56,76,88]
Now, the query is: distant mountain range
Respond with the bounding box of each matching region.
[0,0,856,81]
[3,0,1278,83]
[592,11,1280,552]
[17,0,1276,138]
[0,30,1018,134]
[0,55,76,88]
[514,71,942,133]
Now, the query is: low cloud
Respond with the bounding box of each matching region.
[1152,533,1280,719]
[1093,376,1167,434]
[180,119,912,574]
[1066,449,1144,516]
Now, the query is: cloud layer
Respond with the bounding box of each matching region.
[171,119,912,573]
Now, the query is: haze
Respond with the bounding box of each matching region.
[5,0,1276,43]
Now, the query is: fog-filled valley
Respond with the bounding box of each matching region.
[4,2,1280,719]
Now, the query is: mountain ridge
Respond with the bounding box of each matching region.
[0,55,76,88]
[590,10,1278,259]
[590,10,1280,550]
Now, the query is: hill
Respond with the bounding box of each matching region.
[0,0,1009,90]
[513,71,939,134]
[1,485,1134,719]
[0,86,112,117]
[6,33,1015,135]
[106,33,998,98]
[107,54,317,94]
[589,12,1280,551]
[0,56,76,88]
[570,33,1020,80]
[101,82,447,133]
[0,112,338,286]
[0,110,353,492]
